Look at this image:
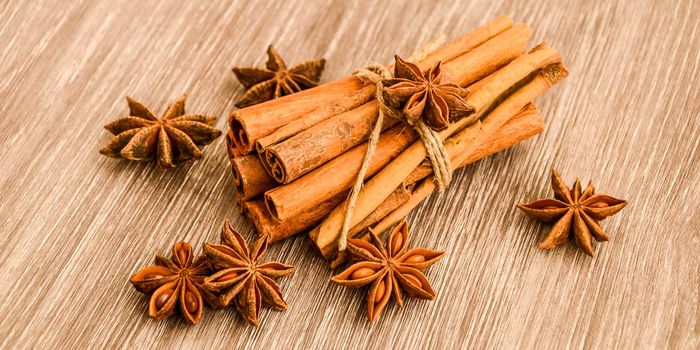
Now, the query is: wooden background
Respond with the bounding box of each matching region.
[1,0,698,348]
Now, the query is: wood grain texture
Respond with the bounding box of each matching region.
[1,0,698,348]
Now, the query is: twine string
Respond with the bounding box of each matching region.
[338,37,453,251]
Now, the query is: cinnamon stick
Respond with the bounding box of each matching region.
[231,154,277,200]
[372,103,544,236]
[264,124,416,219]
[311,46,568,255]
[319,103,545,262]
[230,16,514,155]
[404,102,542,185]
[242,184,413,243]
[265,36,550,223]
[243,103,544,244]
[230,77,367,154]
[347,183,414,237]
[225,129,243,162]
[242,194,344,243]
[261,23,532,184]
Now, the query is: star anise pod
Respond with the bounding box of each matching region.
[100,95,222,170]
[232,45,325,108]
[517,170,628,256]
[331,219,444,322]
[381,55,475,131]
[129,241,219,324]
[203,222,295,326]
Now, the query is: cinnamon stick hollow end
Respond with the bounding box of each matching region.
[262,148,287,184]
[229,117,251,153]
[225,130,241,163]
[230,76,370,154]
[230,154,277,200]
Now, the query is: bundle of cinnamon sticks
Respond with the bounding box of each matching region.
[225,16,568,266]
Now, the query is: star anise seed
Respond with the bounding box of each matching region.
[232,45,325,108]
[517,169,627,256]
[331,219,444,322]
[381,55,475,131]
[129,241,219,324]
[203,221,295,327]
[100,95,222,170]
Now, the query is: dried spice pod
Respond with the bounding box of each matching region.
[331,220,443,321]
[100,95,222,170]
[382,56,475,131]
[203,222,295,326]
[517,169,627,256]
[129,241,219,324]
[232,45,325,108]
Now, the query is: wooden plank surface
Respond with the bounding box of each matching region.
[1,0,698,348]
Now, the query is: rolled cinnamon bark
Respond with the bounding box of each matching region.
[311,48,568,256]
[261,23,532,184]
[254,85,378,153]
[225,130,243,162]
[372,103,544,236]
[230,77,367,154]
[230,16,515,155]
[226,21,525,199]
[265,39,555,224]
[231,154,277,200]
[265,124,416,219]
[317,103,546,262]
[242,103,544,245]
[242,194,344,243]
[347,183,414,237]
[242,184,413,243]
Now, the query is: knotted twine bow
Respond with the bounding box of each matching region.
[338,35,453,251]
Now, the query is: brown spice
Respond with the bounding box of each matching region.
[100,95,221,170]
[232,45,325,108]
[325,103,545,267]
[259,24,530,187]
[203,222,295,326]
[311,45,566,256]
[264,24,534,222]
[230,154,277,200]
[331,220,443,321]
[229,17,515,155]
[517,170,627,256]
[129,241,219,324]
[382,56,474,131]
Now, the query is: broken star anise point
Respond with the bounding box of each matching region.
[381,55,475,131]
[202,221,295,327]
[100,95,222,170]
[331,219,444,322]
[129,241,219,324]
[232,45,325,108]
[517,169,628,256]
